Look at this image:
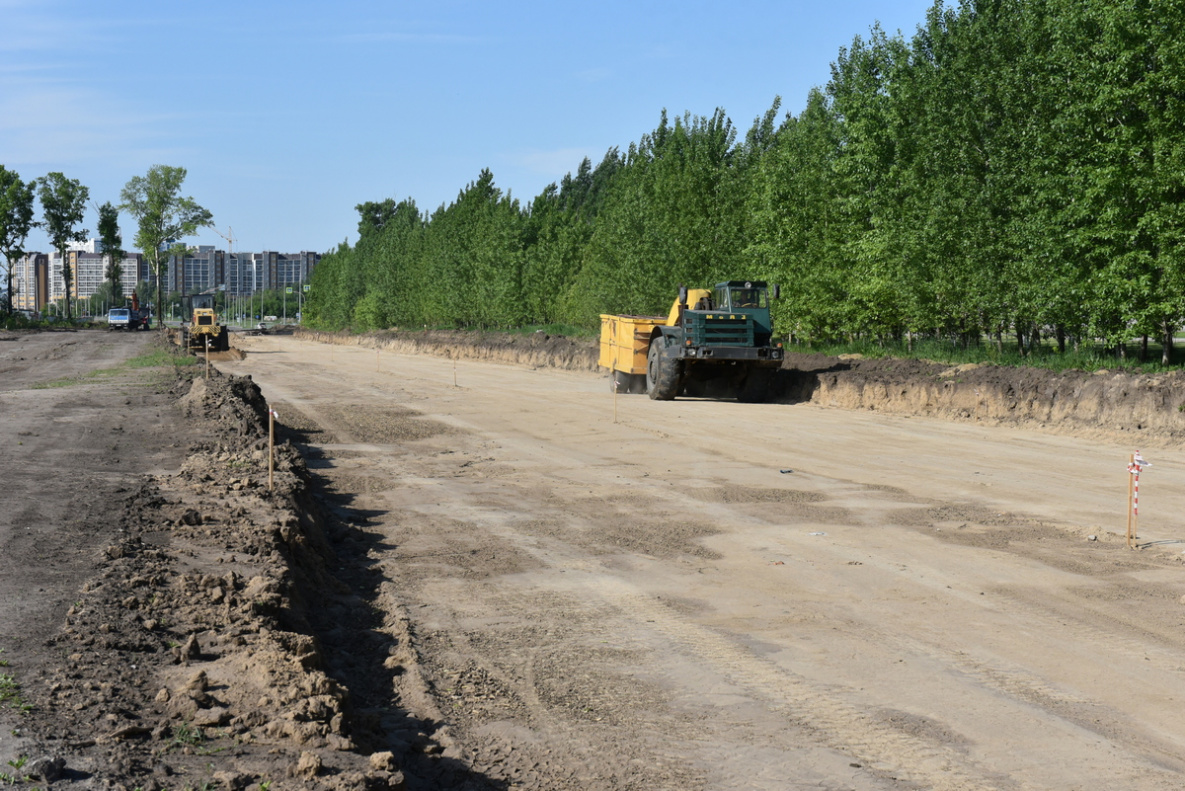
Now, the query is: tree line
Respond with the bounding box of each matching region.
[0,165,210,323]
[305,0,1185,363]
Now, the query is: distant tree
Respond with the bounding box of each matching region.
[120,166,212,330]
[0,166,38,315]
[96,201,125,302]
[355,198,399,239]
[37,172,90,321]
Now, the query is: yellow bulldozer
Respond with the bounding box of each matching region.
[181,293,229,352]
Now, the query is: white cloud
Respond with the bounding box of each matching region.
[0,84,192,169]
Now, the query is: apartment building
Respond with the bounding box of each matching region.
[10,253,49,312]
[170,249,320,295]
[12,240,144,312]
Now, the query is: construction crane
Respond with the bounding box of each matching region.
[210,226,244,325]
[211,225,236,256]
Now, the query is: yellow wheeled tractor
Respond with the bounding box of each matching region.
[599,281,784,402]
[181,294,229,352]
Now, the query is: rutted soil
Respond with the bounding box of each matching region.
[0,332,465,789]
[213,334,1185,791]
[296,328,1185,444]
[7,328,1185,790]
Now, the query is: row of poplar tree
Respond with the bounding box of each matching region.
[305,0,1185,361]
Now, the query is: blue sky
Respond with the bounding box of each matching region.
[3,0,936,256]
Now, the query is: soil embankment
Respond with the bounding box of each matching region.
[296,328,1185,445]
[0,333,433,790]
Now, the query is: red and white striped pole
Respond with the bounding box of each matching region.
[1126,450,1150,549]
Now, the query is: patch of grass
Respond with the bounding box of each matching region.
[125,348,199,369]
[29,346,198,389]
[167,721,205,751]
[0,673,31,713]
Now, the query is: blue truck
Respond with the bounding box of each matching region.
[107,307,148,331]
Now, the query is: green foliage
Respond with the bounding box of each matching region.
[0,672,31,713]
[0,166,37,315]
[307,0,1185,368]
[120,165,212,326]
[96,201,124,300]
[37,172,90,320]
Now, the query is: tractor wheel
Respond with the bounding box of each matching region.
[737,368,772,403]
[646,338,681,401]
[217,326,230,352]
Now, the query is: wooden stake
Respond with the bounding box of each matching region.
[204,335,210,379]
[377,348,380,371]
[1126,452,1135,549]
[268,409,275,492]
[453,358,458,388]
[613,374,618,423]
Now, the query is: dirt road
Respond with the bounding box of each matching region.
[0,331,196,762]
[223,335,1185,791]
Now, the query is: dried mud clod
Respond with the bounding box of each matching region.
[16,370,410,790]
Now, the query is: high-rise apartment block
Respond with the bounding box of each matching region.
[11,239,145,312]
[165,247,320,295]
[10,241,319,313]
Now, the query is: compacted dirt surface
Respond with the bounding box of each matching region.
[219,333,1183,791]
[5,328,1185,790]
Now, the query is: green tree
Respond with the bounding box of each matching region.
[0,166,37,315]
[120,165,212,330]
[96,201,125,303]
[37,172,90,321]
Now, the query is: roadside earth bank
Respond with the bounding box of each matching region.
[296,329,1185,444]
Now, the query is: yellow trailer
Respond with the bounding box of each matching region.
[598,284,783,401]
[599,313,665,393]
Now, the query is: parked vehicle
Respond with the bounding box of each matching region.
[108,308,135,330]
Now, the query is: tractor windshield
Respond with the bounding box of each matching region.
[728,288,765,309]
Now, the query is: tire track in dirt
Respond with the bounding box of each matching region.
[581,581,993,791]
[220,337,1185,790]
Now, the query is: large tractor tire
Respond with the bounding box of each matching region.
[216,326,230,352]
[611,370,648,395]
[646,338,682,401]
